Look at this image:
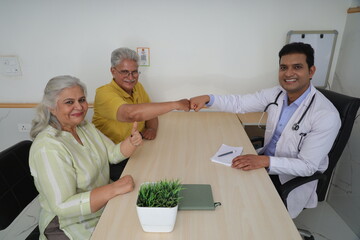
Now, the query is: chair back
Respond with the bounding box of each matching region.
[0,140,37,230]
[316,88,360,201]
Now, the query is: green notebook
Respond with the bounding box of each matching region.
[178,184,219,210]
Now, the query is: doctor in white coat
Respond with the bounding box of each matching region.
[190,42,341,218]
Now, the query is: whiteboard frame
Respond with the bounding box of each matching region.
[286,30,338,89]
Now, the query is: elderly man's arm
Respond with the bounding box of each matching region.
[142,117,159,140]
[116,99,190,122]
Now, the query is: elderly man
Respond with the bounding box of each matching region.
[93,47,189,179]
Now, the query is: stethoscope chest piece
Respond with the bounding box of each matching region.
[292,123,300,131]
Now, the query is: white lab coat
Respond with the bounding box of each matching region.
[211,84,341,218]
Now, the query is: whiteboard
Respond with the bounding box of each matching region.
[286,30,338,88]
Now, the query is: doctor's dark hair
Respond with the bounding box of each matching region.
[111,47,139,67]
[30,75,87,139]
[278,42,314,69]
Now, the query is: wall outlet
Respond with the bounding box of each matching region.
[18,123,31,132]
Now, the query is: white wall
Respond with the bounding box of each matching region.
[328,5,360,237]
[0,0,352,151]
[0,0,350,104]
[0,108,94,151]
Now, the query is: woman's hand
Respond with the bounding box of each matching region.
[120,122,143,157]
[112,175,135,195]
[90,175,135,212]
[130,122,142,146]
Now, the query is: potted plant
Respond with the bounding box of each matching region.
[136,179,182,232]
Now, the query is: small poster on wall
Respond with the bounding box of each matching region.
[137,47,150,66]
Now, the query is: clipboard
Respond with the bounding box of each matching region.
[178,184,221,210]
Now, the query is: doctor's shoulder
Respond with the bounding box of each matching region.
[314,90,339,115]
[255,86,284,102]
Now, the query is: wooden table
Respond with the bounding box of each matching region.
[237,112,267,126]
[237,112,267,143]
[91,112,301,240]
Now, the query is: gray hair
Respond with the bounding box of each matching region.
[111,47,139,67]
[30,75,87,139]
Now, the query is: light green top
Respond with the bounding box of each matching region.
[29,121,126,240]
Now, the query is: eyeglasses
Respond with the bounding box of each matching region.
[113,68,140,77]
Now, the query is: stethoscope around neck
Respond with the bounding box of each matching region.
[258,90,316,131]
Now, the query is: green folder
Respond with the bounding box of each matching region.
[178,184,217,210]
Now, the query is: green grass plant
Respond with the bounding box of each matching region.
[137,179,183,208]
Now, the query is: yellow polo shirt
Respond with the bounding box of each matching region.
[92,79,151,143]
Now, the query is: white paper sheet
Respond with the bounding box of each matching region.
[211,144,243,167]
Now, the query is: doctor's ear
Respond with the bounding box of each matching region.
[309,65,316,79]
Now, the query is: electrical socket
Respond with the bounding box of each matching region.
[18,123,31,132]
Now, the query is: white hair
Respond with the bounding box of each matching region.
[111,47,139,67]
[30,75,87,139]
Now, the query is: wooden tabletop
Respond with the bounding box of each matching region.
[237,112,267,126]
[91,111,300,240]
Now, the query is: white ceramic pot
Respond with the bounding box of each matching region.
[136,205,178,232]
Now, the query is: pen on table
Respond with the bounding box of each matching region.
[217,150,235,157]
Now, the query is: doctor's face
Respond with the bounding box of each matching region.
[278,53,316,99]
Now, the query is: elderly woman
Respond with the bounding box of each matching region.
[29,75,142,240]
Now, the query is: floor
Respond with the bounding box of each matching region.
[293,202,359,240]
